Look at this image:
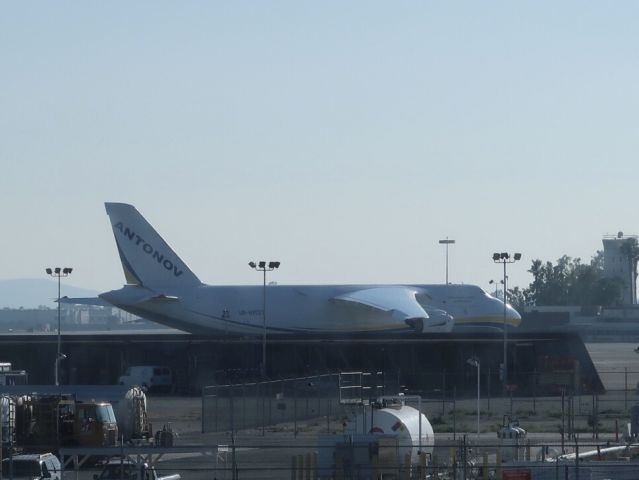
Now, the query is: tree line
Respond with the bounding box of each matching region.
[507,237,639,311]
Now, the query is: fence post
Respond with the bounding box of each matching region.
[294,382,298,438]
[532,369,536,414]
[442,369,446,415]
[453,386,457,440]
[450,448,457,480]
[625,367,628,411]
[261,382,266,437]
[201,388,206,433]
[462,435,468,480]
[230,384,235,436]
[574,437,579,480]
[509,389,513,415]
[561,388,565,453]
[572,391,576,441]
[242,383,247,430]
[595,393,599,440]
[487,368,491,413]
[591,392,594,440]
[327,374,333,433]
[317,374,321,420]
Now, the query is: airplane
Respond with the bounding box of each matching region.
[61,203,521,335]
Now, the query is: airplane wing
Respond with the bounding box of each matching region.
[333,287,433,331]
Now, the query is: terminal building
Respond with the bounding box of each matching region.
[0,329,603,396]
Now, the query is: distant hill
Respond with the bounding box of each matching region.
[0,279,99,309]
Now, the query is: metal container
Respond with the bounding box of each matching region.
[346,403,434,463]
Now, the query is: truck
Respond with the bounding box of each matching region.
[15,394,118,450]
[0,362,28,386]
[93,459,180,480]
[1,452,62,480]
[0,385,151,445]
[118,366,173,393]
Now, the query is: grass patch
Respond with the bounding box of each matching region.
[430,416,446,425]
[515,409,536,417]
[599,409,624,415]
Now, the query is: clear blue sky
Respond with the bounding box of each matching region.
[1,1,637,295]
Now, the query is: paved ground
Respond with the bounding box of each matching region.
[586,342,639,390]
[59,343,639,479]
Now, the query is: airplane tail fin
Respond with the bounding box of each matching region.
[105,203,202,289]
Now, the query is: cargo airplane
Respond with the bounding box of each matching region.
[62,203,521,335]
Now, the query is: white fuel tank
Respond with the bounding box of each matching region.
[346,404,434,463]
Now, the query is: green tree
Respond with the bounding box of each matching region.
[590,277,624,306]
[526,254,623,307]
[508,285,531,311]
[590,250,604,271]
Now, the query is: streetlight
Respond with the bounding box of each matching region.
[45,267,72,386]
[492,252,521,392]
[438,238,456,284]
[248,261,280,379]
[467,357,480,440]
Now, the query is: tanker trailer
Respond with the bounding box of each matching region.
[115,386,152,443]
[1,395,15,455]
[0,386,152,444]
[61,385,152,443]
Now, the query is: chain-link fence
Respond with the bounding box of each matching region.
[202,372,405,434]
[203,374,343,434]
[202,370,639,439]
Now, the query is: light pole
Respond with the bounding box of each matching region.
[492,252,521,392]
[467,357,480,440]
[249,261,280,379]
[438,238,456,284]
[46,267,72,386]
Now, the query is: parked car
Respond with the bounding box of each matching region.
[118,366,173,393]
[1,453,62,480]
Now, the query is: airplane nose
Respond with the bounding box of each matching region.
[490,297,521,328]
[506,304,521,327]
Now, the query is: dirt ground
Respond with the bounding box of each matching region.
[146,343,639,436]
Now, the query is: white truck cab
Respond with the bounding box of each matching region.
[2,453,62,480]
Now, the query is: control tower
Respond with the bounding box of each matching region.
[602,232,638,305]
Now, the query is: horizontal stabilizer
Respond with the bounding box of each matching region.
[58,296,111,307]
[99,286,180,307]
[137,294,180,304]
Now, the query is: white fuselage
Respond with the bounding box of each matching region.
[100,283,519,335]
[92,203,521,336]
